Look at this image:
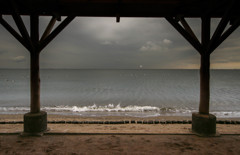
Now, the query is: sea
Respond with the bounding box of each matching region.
[0,69,240,118]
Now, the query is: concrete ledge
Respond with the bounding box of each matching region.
[192,112,217,136]
[23,111,47,136]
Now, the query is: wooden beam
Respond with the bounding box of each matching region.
[30,14,39,50]
[0,16,30,51]
[180,18,199,42]
[209,0,236,52]
[40,17,57,42]
[210,18,240,53]
[165,17,203,54]
[9,0,33,50]
[39,16,75,52]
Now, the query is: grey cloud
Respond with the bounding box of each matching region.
[1,16,240,69]
[12,56,26,62]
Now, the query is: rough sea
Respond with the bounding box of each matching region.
[0,69,240,118]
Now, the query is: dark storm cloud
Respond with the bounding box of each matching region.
[0,16,240,69]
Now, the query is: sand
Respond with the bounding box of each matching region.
[1,114,240,154]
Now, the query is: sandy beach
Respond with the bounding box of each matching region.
[1,114,240,154]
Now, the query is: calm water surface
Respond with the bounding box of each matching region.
[0,69,239,117]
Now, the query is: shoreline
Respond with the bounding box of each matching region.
[1,114,240,122]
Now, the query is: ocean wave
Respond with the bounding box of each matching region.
[0,104,189,113]
[43,104,161,112]
[1,104,240,118]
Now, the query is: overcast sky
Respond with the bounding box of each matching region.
[0,16,240,69]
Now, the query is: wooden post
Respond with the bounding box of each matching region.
[30,52,40,113]
[199,17,211,114]
[199,53,210,114]
[30,14,40,113]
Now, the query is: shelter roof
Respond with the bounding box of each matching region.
[0,0,240,18]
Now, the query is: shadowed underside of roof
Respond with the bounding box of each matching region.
[0,0,240,18]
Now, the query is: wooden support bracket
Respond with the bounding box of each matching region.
[208,0,236,53]
[179,18,199,42]
[0,16,31,51]
[9,0,33,50]
[39,16,75,52]
[40,17,57,42]
[165,16,203,54]
[210,17,240,54]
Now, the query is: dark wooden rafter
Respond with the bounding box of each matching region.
[39,16,75,52]
[165,16,203,54]
[210,18,240,53]
[9,0,33,51]
[40,17,57,42]
[0,15,31,51]
[208,0,236,53]
[179,17,199,42]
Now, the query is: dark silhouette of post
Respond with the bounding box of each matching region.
[30,14,40,114]
[166,5,240,135]
[0,1,75,134]
[199,16,211,115]
[30,52,40,113]
[199,53,210,114]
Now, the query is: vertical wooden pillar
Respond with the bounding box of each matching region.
[30,52,40,113]
[199,17,211,114]
[199,53,210,114]
[30,14,40,113]
[192,17,216,136]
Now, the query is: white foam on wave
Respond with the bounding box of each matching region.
[1,104,240,118]
[43,104,161,112]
